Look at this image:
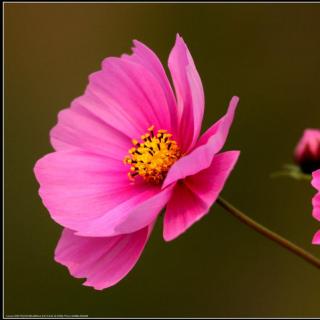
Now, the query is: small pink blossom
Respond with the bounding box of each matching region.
[34,35,240,290]
[311,169,320,245]
[294,129,320,174]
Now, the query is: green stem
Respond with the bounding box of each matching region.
[217,197,320,269]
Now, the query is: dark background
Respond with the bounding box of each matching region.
[5,3,320,317]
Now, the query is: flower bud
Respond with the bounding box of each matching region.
[294,129,320,174]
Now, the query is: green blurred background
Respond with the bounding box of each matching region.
[4,3,320,317]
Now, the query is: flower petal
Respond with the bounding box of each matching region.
[312,169,320,221]
[312,169,320,190]
[50,101,131,159]
[34,150,171,236]
[92,56,172,133]
[76,183,174,237]
[312,192,320,222]
[162,96,239,189]
[312,230,320,245]
[163,151,240,241]
[122,40,179,135]
[168,34,204,152]
[55,225,153,290]
[196,96,239,148]
[51,44,177,155]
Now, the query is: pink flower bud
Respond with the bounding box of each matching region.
[294,129,320,174]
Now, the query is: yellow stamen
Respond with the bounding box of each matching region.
[132,139,139,146]
[123,126,182,184]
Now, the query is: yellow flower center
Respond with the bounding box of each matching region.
[123,126,182,184]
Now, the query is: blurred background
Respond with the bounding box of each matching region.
[4,3,320,317]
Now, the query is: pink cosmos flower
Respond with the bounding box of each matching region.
[34,35,240,290]
[294,129,320,174]
[311,169,320,245]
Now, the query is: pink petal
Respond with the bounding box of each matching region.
[312,169,320,190]
[51,44,177,154]
[168,34,204,152]
[311,170,320,244]
[163,151,240,241]
[94,57,172,133]
[312,230,320,245]
[312,170,320,221]
[162,96,239,189]
[76,183,174,237]
[50,101,131,159]
[34,150,172,236]
[312,192,320,222]
[122,40,179,136]
[55,225,153,290]
[196,96,239,148]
